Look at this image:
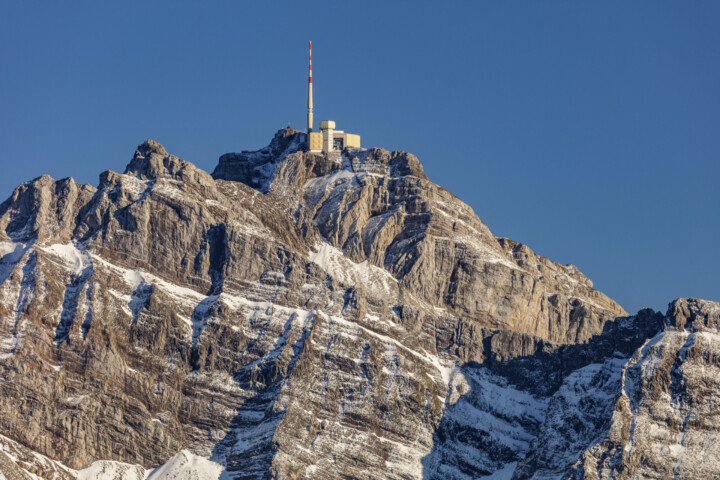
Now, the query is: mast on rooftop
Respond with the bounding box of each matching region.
[306,42,361,153]
[307,41,313,133]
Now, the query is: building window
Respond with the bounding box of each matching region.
[333,137,344,150]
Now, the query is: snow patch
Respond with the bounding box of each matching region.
[303,169,355,192]
[77,460,147,480]
[41,243,92,276]
[0,240,32,284]
[309,242,397,297]
[146,450,224,480]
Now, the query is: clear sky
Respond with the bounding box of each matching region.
[1,1,718,315]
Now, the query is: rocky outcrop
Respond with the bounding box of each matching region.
[569,299,720,479]
[0,175,96,245]
[212,128,307,193]
[0,128,715,479]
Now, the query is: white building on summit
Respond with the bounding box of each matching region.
[305,41,361,153]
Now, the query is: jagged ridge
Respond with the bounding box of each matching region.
[0,129,716,479]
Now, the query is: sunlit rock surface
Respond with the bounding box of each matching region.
[0,128,716,479]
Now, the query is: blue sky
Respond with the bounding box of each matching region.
[1,1,718,314]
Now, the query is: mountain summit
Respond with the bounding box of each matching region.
[0,130,718,479]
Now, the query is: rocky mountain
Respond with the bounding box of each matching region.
[0,128,717,479]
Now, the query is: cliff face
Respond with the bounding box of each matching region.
[569,299,720,479]
[0,128,716,479]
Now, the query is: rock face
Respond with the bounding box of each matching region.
[0,128,716,479]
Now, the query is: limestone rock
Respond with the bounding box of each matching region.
[0,131,715,479]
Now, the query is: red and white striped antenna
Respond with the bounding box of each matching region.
[307,41,313,132]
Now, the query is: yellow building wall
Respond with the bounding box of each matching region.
[343,133,361,149]
[312,121,361,152]
[308,132,323,151]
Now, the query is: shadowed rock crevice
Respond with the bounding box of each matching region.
[210,312,316,479]
[207,224,228,295]
[129,282,154,327]
[54,263,94,344]
[8,251,37,354]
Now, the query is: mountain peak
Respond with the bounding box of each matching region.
[124,139,180,180]
[667,297,720,331]
[211,127,428,194]
[136,139,168,158]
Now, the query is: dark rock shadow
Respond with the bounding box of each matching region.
[54,263,94,344]
[9,251,37,354]
[421,309,665,479]
[210,311,314,480]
